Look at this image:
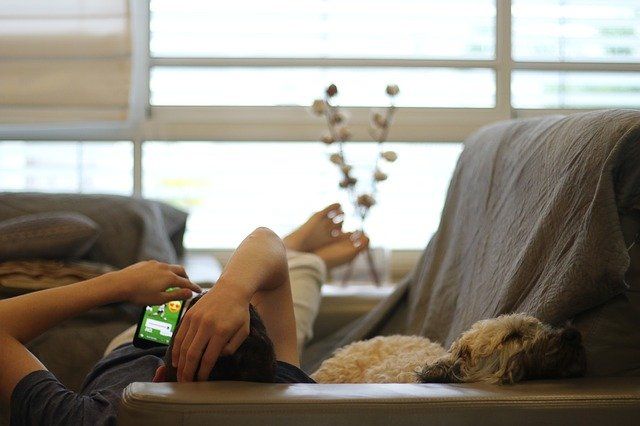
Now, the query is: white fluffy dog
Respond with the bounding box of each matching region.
[311,314,586,385]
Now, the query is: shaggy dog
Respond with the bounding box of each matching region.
[311,314,586,384]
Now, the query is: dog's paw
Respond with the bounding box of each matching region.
[416,357,460,383]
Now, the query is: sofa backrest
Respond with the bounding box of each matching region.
[0,193,187,267]
[405,110,640,352]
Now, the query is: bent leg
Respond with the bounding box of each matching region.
[104,325,136,356]
[287,251,326,354]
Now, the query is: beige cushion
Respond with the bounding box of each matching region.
[0,212,99,261]
[0,259,113,295]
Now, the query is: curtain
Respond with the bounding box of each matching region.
[0,0,131,123]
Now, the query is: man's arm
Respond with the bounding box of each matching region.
[0,261,200,407]
[250,262,298,366]
[171,227,297,382]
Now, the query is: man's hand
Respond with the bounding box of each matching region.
[0,260,201,407]
[170,227,290,382]
[171,282,250,382]
[109,260,202,306]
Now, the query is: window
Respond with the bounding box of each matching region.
[150,0,495,59]
[151,67,495,108]
[143,141,462,249]
[0,141,133,195]
[511,0,640,110]
[512,0,640,62]
[2,0,639,253]
[149,0,497,110]
[512,71,640,108]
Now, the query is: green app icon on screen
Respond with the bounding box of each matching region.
[134,288,185,348]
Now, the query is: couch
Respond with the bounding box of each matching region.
[0,193,189,391]
[119,110,640,425]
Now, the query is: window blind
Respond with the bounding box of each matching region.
[512,0,640,62]
[149,0,497,110]
[0,0,132,124]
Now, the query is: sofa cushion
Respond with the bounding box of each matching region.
[0,211,99,261]
[0,193,188,268]
[0,259,114,296]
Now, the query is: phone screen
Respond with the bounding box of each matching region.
[135,290,185,346]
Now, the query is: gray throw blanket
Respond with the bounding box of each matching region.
[408,109,640,347]
[0,193,187,268]
[304,109,640,371]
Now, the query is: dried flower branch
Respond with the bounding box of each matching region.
[312,99,327,115]
[313,83,399,220]
[312,83,400,285]
[321,134,334,145]
[381,151,398,162]
[386,84,400,96]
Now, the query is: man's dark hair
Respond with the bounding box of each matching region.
[164,294,277,382]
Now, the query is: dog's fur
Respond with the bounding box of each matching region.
[311,314,586,384]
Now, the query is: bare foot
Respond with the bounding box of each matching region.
[314,232,370,269]
[283,203,344,252]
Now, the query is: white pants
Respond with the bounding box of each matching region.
[104,251,326,356]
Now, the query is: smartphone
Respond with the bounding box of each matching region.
[133,288,187,349]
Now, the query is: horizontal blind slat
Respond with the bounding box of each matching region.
[0,107,128,123]
[0,18,130,57]
[0,59,131,108]
[0,0,128,17]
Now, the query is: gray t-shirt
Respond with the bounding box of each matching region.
[10,343,314,426]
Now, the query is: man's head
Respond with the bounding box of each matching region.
[157,294,277,383]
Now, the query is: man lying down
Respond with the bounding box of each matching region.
[0,204,368,426]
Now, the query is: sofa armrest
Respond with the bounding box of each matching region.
[118,377,640,426]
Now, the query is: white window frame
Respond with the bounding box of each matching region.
[0,0,638,273]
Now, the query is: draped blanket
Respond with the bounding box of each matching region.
[409,109,640,346]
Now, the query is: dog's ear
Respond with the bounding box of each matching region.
[417,355,463,383]
[501,330,523,344]
[498,351,527,384]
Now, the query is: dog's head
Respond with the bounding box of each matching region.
[417,314,586,384]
